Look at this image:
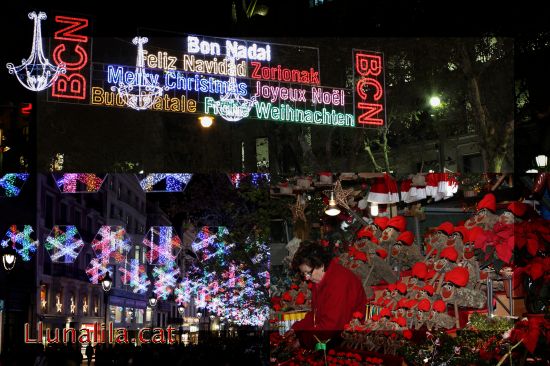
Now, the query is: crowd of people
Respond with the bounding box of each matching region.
[0,336,268,366]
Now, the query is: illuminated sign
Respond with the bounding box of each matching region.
[49,15,91,102]
[353,50,386,127]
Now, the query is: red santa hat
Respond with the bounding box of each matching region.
[405,299,418,309]
[467,226,484,243]
[440,246,458,262]
[506,201,528,218]
[444,267,469,287]
[477,193,496,213]
[394,316,407,327]
[373,217,389,231]
[380,307,392,317]
[387,216,407,233]
[433,299,447,313]
[396,282,407,294]
[417,298,431,312]
[367,173,400,204]
[422,284,435,296]
[435,222,454,236]
[356,226,375,239]
[396,298,408,309]
[397,231,415,246]
[452,226,469,240]
[376,248,388,259]
[412,262,428,279]
[388,283,397,292]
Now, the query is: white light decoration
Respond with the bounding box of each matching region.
[2,253,16,271]
[370,202,379,217]
[1,225,38,261]
[119,259,151,294]
[429,96,441,108]
[536,154,548,168]
[138,173,193,192]
[324,191,341,216]
[83,298,88,313]
[44,226,85,263]
[111,37,164,111]
[212,57,257,122]
[85,258,111,284]
[6,11,66,91]
[56,294,63,313]
[152,263,180,300]
[199,115,214,128]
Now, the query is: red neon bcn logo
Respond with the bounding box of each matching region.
[353,50,385,127]
[51,16,90,101]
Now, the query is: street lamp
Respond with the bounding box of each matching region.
[101,271,112,292]
[324,191,340,216]
[536,155,548,170]
[2,251,16,271]
[429,96,441,108]
[148,295,157,308]
[369,202,379,217]
[101,272,112,336]
[199,115,214,128]
[178,304,185,316]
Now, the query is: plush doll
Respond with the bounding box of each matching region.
[464,193,498,231]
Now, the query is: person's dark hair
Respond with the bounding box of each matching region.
[291,240,333,272]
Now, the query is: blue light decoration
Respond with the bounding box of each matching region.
[0,225,38,261]
[229,173,270,188]
[0,173,30,197]
[6,11,66,92]
[143,226,183,266]
[44,225,85,263]
[191,226,233,262]
[91,226,131,264]
[85,258,111,284]
[174,277,195,305]
[137,173,193,192]
[152,262,180,300]
[53,173,106,193]
[119,259,151,294]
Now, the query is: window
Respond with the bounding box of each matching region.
[74,210,82,228]
[60,203,68,224]
[255,137,269,169]
[45,195,54,228]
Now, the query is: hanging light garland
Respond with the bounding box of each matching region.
[53,173,105,193]
[138,173,193,192]
[229,173,270,188]
[0,173,30,197]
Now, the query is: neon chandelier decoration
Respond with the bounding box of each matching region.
[138,173,193,192]
[213,57,257,122]
[111,37,164,111]
[6,11,66,92]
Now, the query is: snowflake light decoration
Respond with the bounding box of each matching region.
[137,173,193,192]
[0,225,38,261]
[0,173,30,197]
[152,263,179,300]
[86,258,112,284]
[119,259,150,294]
[174,277,196,305]
[229,173,270,188]
[44,225,84,263]
[91,226,131,264]
[191,226,233,262]
[53,173,106,193]
[143,226,182,266]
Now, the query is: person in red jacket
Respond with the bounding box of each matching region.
[285,241,367,350]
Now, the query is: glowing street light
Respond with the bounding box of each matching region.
[429,96,441,108]
[199,115,214,128]
[324,191,340,216]
[535,155,548,169]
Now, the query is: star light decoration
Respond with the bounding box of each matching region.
[53,173,106,193]
[119,259,151,294]
[44,225,85,263]
[6,11,66,92]
[289,194,307,223]
[0,173,30,197]
[324,180,355,211]
[138,173,193,192]
[0,225,38,261]
[143,226,183,266]
[152,263,180,300]
[91,226,131,264]
[229,173,270,188]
